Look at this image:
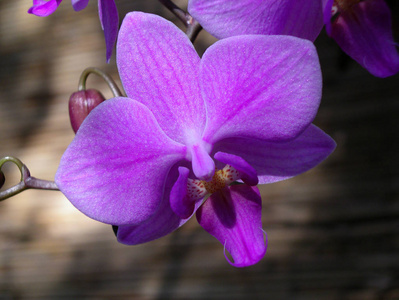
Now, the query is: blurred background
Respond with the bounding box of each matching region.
[0,1,398,299]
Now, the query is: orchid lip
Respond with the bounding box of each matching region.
[187,164,242,202]
[170,163,245,219]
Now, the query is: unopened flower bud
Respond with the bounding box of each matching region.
[69,89,105,133]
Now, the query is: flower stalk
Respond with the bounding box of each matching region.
[0,156,59,201]
[158,0,202,42]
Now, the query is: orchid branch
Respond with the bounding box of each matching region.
[0,156,59,201]
[158,0,202,42]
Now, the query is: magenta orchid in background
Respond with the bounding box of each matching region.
[188,0,399,77]
[28,0,118,62]
[55,12,335,267]
[323,0,399,77]
[188,0,324,41]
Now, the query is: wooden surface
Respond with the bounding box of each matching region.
[1,1,399,299]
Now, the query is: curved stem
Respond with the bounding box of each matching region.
[78,67,123,97]
[0,181,27,201]
[0,156,59,201]
[158,0,202,43]
[0,156,24,181]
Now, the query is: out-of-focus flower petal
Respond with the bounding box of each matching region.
[323,0,334,35]
[200,35,322,144]
[98,0,119,62]
[214,152,258,186]
[28,0,62,16]
[117,166,202,244]
[71,0,89,11]
[188,0,323,41]
[213,124,336,184]
[326,0,399,77]
[117,12,205,144]
[196,184,267,267]
[55,97,186,226]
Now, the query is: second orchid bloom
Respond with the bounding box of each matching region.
[189,0,399,77]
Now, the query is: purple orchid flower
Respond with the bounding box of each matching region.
[28,0,118,62]
[323,0,399,77]
[187,0,324,41]
[55,12,335,267]
[188,0,399,77]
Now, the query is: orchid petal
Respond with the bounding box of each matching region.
[196,185,267,267]
[117,202,187,245]
[117,166,202,244]
[55,97,186,226]
[201,35,322,144]
[214,152,258,186]
[213,124,336,184]
[188,0,323,41]
[98,0,119,62]
[71,0,89,11]
[28,0,62,16]
[117,12,205,144]
[326,0,399,77]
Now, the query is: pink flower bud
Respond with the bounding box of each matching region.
[69,89,105,133]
